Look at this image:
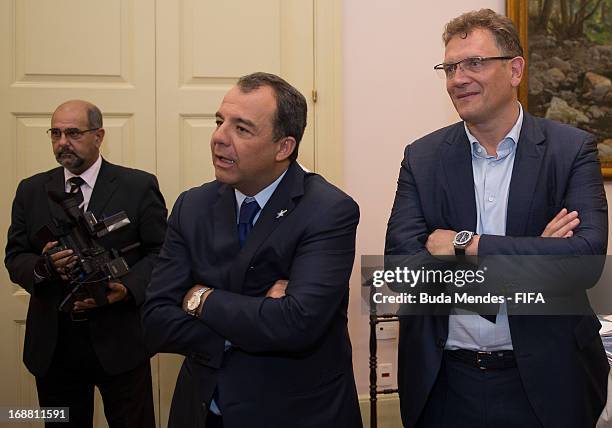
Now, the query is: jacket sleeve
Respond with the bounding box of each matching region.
[141,192,226,367]
[4,180,59,297]
[198,197,359,353]
[385,143,432,256]
[479,135,608,257]
[119,174,168,306]
[384,144,453,295]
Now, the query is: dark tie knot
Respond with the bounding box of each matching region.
[67,176,85,193]
[239,199,260,225]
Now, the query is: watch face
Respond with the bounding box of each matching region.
[455,231,472,246]
[186,295,199,311]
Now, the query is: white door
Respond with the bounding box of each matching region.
[0,1,341,427]
[0,1,156,426]
[155,0,316,206]
[154,1,324,426]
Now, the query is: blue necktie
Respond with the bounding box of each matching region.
[238,198,260,248]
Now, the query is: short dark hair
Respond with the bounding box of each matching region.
[87,104,103,129]
[237,72,307,162]
[443,9,523,57]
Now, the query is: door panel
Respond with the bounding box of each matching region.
[0,1,155,427]
[1,1,342,427]
[155,0,314,207]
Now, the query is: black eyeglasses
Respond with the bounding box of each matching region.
[47,128,100,141]
[433,56,515,79]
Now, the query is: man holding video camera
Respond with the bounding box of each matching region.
[5,100,167,428]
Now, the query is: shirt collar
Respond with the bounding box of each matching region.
[465,103,523,159]
[234,169,288,211]
[64,155,102,189]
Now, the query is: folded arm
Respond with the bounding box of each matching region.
[198,198,359,353]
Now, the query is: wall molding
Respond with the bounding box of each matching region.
[358,393,403,428]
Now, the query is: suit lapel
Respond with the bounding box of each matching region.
[44,168,69,225]
[506,112,546,236]
[88,160,119,217]
[227,162,304,294]
[441,125,477,231]
[212,184,240,266]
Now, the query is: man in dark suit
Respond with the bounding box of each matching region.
[5,100,167,428]
[142,72,362,428]
[385,9,608,428]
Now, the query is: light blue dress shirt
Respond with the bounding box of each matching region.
[445,104,523,351]
[234,169,287,224]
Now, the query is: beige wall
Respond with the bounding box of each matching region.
[342,0,612,395]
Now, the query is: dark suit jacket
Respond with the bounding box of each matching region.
[142,162,362,428]
[385,112,609,428]
[5,159,167,377]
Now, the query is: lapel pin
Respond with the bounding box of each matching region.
[276,209,288,219]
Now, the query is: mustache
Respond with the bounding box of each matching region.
[56,148,78,157]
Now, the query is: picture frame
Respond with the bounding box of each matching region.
[507,0,612,178]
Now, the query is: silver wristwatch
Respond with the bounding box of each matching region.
[453,230,475,256]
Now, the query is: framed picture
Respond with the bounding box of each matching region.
[507,0,612,178]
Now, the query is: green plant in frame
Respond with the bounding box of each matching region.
[508,0,612,177]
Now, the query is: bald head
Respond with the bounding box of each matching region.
[50,100,105,175]
[53,100,103,129]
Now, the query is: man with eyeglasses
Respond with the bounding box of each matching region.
[386,9,608,428]
[5,100,167,427]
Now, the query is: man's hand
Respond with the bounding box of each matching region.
[425,229,456,256]
[41,241,77,281]
[266,279,289,298]
[541,208,579,238]
[73,281,128,311]
[426,229,480,257]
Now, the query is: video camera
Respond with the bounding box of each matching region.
[36,189,139,312]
